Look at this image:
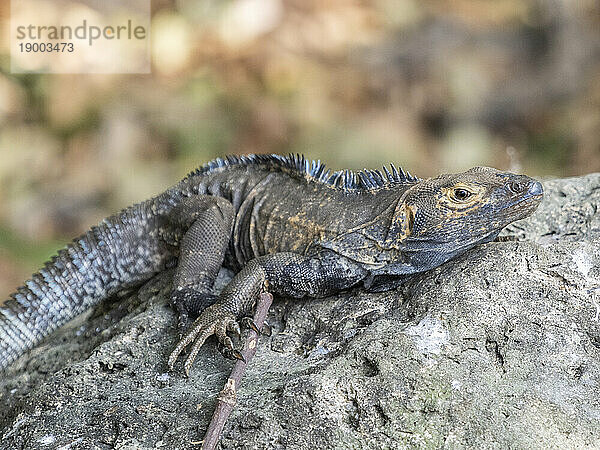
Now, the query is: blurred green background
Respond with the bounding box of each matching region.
[0,0,599,298]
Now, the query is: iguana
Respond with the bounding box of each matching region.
[0,154,543,374]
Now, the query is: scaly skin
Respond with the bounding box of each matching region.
[0,154,543,374]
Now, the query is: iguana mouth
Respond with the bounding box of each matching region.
[511,193,542,206]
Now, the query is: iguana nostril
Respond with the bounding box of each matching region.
[528,181,543,196]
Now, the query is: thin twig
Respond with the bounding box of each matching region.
[201,292,273,450]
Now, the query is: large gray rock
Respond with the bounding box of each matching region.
[1,175,600,449]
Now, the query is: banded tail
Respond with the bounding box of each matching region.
[0,200,174,371]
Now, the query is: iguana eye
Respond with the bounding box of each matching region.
[508,181,524,193]
[453,188,472,201]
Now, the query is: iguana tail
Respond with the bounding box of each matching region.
[0,200,174,371]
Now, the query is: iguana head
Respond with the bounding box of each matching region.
[392,166,543,259]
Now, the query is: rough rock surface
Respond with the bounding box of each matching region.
[1,175,600,450]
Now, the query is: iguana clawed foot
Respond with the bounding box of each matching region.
[168,304,242,376]
[168,305,274,373]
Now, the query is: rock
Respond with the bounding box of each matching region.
[1,175,600,449]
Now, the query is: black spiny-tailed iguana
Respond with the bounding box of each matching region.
[0,154,543,374]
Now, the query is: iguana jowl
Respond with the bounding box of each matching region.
[0,154,543,374]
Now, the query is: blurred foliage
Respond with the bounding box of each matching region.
[0,0,599,296]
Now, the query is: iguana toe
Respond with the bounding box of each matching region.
[227,320,241,338]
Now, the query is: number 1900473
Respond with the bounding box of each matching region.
[18,42,74,52]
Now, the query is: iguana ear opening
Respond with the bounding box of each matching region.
[384,202,416,247]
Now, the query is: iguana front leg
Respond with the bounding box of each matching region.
[168,251,368,375]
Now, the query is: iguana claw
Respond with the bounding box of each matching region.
[241,317,261,334]
[231,350,246,363]
[168,304,240,376]
[261,322,272,337]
